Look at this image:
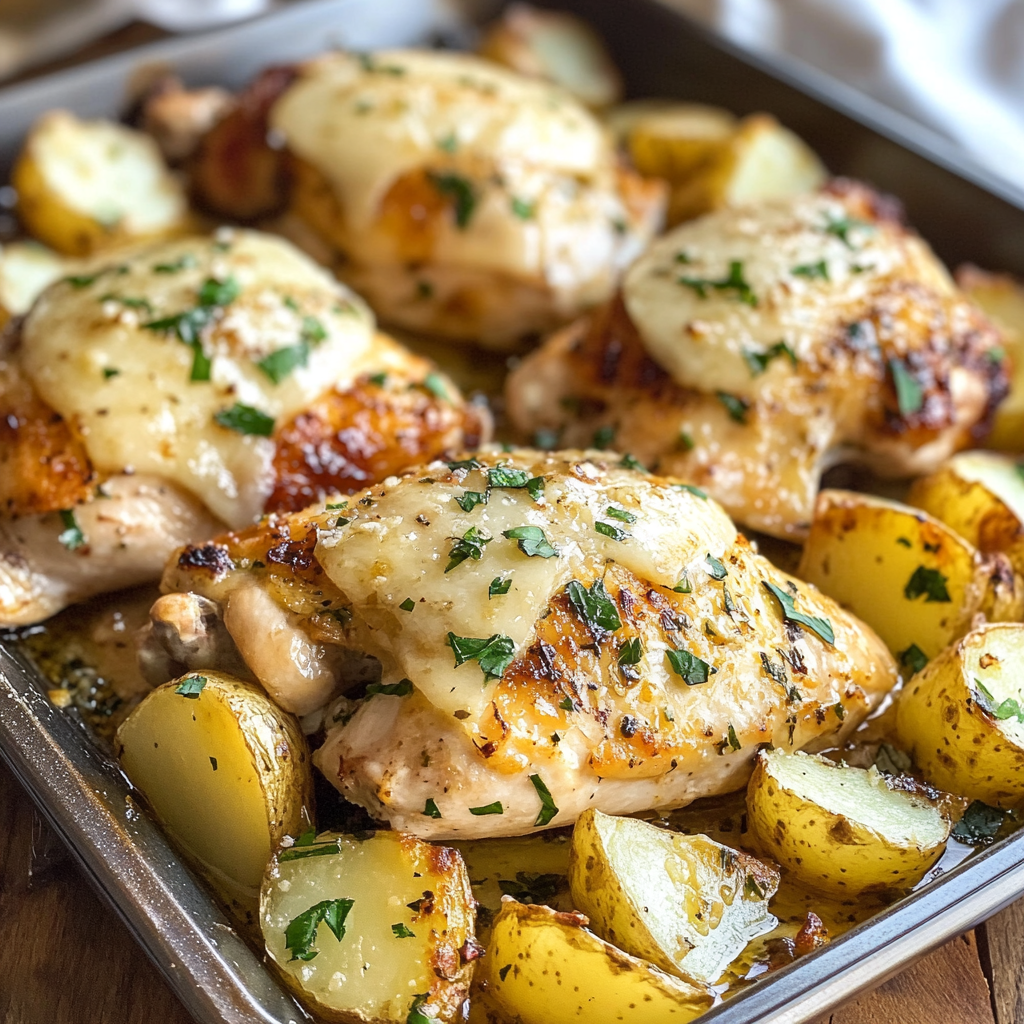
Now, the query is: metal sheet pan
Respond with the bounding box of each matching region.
[2,1,1024,1022]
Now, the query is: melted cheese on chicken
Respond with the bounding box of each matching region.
[314,452,736,721]
[269,50,633,286]
[623,192,952,397]
[20,230,375,526]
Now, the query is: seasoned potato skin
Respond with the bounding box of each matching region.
[481,900,712,1024]
[896,622,1024,806]
[746,749,951,898]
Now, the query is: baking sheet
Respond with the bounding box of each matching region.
[2,1,1024,1022]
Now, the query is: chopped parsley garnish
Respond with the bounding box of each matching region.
[666,649,716,685]
[445,526,492,572]
[175,675,207,698]
[678,430,695,452]
[672,573,692,594]
[392,923,416,938]
[974,679,1024,722]
[742,340,797,377]
[357,53,406,75]
[437,131,458,153]
[593,424,617,449]
[705,554,728,580]
[487,465,529,489]
[366,679,414,697]
[605,505,637,524]
[257,343,310,384]
[285,898,353,961]
[198,275,241,307]
[278,835,342,862]
[469,801,504,816]
[618,637,643,666]
[678,260,757,306]
[368,371,388,387]
[791,260,829,280]
[447,632,516,681]
[102,367,121,379]
[595,520,629,541]
[65,272,101,288]
[890,358,925,416]
[427,171,477,229]
[153,253,197,273]
[497,872,565,903]
[823,213,871,249]
[301,315,328,345]
[558,696,574,711]
[408,995,438,1024]
[904,566,951,603]
[834,702,846,720]
[503,525,557,558]
[529,774,559,827]
[743,874,765,899]
[448,458,483,472]
[899,643,929,676]
[455,490,488,512]
[952,801,1006,846]
[399,598,416,612]
[619,453,648,473]
[422,798,442,819]
[423,373,449,401]
[511,196,536,220]
[214,403,275,436]
[489,575,512,598]
[57,509,85,550]
[100,293,154,313]
[726,723,741,751]
[763,581,835,645]
[675,483,708,500]
[759,652,787,686]
[716,391,750,424]
[566,578,622,634]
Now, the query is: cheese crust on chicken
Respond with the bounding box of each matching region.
[0,229,485,625]
[506,183,1008,538]
[191,51,666,348]
[149,448,897,838]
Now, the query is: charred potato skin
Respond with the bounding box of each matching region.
[746,750,952,898]
[896,623,1024,807]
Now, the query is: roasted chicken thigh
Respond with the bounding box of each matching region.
[146,448,897,838]
[191,50,665,348]
[0,229,485,625]
[507,183,1008,538]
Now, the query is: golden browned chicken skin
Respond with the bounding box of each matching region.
[144,449,898,838]
[507,182,1008,538]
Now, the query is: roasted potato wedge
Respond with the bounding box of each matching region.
[568,810,778,985]
[619,104,825,225]
[896,622,1024,806]
[261,830,476,1024]
[482,900,712,1024]
[909,451,1024,579]
[0,240,68,325]
[797,489,1023,661]
[747,748,952,897]
[13,110,190,255]
[957,265,1024,452]
[116,671,313,917]
[478,3,622,108]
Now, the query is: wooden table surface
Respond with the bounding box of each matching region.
[1,759,1020,1024]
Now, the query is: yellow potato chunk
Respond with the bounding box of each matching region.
[797,489,1023,663]
[478,4,622,108]
[909,450,1024,580]
[116,671,313,917]
[261,830,476,1024]
[957,265,1024,452]
[0,240,68,325]
[896,622,1024,806]
[618,104,825,226]
[482,900,712,1024]
[567,810,778,984]
[13,110,190,256]
[747,748,952,897]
